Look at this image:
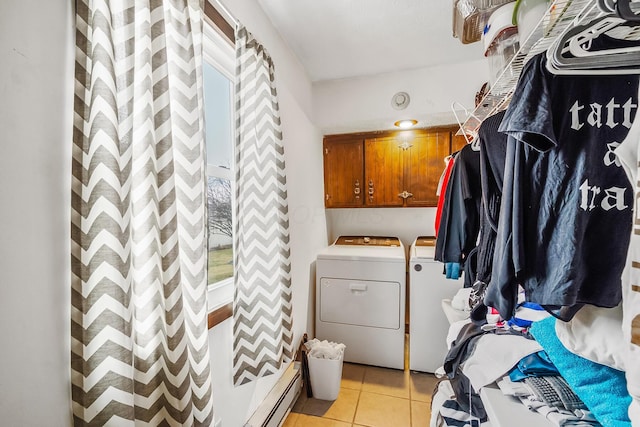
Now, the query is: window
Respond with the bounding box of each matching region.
[203,20,235,310]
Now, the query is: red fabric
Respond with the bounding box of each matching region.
[434,156,455,237]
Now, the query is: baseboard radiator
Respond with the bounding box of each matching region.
[244,362,302,427]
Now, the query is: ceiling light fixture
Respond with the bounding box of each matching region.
[394,119,418,129]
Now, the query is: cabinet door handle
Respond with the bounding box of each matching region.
[368,180,374,196]
[398,142,412,150]
[398,190,413,199]
[354,180,360,196]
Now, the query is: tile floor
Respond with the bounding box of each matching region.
[283,360,439,427]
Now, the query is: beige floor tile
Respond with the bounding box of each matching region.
[341,363,366,390]
[361,366,410,399]
[293,414,351,427]
[282,412,299,427]
[299,388,359,423]
[409,372,439,403]
[411,400,431,427]
[354,391,411,427]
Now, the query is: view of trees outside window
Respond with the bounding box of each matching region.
[204,61,234,285]
[207,176,233,283]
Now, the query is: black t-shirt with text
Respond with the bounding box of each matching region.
[486,52,638,321]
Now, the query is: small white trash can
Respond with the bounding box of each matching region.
[307,352,344,400]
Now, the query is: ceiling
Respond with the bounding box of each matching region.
[256,0,484,82]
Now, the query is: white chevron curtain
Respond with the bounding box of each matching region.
[232,26,294,386]
[71,0,214,425]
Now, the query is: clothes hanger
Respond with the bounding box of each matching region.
[564,19,640,66]
[598,0,616,13]
[567,1,640,58]
[470,134,481,152]
[451,101,479,144]
[616,0,640,23]
[568,16,630,57]
[547,40,640,74]
[547,7,640,75]
[596,0,640,19]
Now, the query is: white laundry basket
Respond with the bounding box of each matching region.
[307,352,344,400]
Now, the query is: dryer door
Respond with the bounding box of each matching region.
[319,278,400,329]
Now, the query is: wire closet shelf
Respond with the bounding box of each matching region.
[458,0,595,135]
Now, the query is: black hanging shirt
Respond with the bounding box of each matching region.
[486,52,638,321]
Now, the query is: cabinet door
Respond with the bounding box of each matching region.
[323,138,364,208]
[404,131,451,207]
[364,137,404,207]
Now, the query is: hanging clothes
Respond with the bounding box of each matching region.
[476,110,508,285]
[469,110,509,320]
[486,51,639,321]
[435,143,482,266]
[435,154,456,237]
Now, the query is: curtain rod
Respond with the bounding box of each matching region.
[212,0,238,28]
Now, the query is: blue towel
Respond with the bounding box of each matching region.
[530,316,631,427]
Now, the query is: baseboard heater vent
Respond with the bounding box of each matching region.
[244,362,302,427]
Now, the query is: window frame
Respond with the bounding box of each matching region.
[203,9,236,327]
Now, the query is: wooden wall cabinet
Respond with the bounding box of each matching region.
[323,127,462,208]
[323,137,364,208]
[402,131,451,207]
[364,136,404,207]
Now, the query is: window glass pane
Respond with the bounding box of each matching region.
[204,59,234,286]
[203,61,233,170]
[207,176,233,284]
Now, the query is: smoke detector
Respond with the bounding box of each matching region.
[391,92,410,110]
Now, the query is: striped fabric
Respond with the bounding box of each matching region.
[71,0,214,424]
[232,26,294,386]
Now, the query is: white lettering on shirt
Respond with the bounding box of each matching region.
[606,99,620,128]
[570,101,584,131]
[623,98,638,129]
[569,97,636,131]
[601,187,628,211]
[580,179,601,211]
[580,179,627,211]
[568,97,634,213]
[604,142,622,167]
[587,102,603,128]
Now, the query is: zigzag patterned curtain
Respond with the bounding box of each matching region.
[71,0,214,424]
[232,26,294,386]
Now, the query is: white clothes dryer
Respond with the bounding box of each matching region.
[409,236,463,373]
[315,236,406,370]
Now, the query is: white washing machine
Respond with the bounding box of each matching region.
[315,236,406,370]
[409,236,463,373]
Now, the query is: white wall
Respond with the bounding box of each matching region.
[326,208,437,251]
[208,1,327,426]
[313,60,490,135]
[0,1,74,425]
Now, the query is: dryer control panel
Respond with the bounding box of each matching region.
[335,236,400,246]
[414,235,436,246]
